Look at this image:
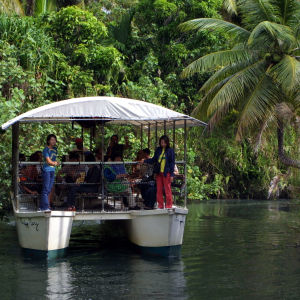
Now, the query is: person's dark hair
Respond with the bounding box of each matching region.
[111,134,118,141]
[104,155,109,162]
[142,148,151,155]
[30,153,40,162]
[69,152,80,160]
[34,151,42,155]
[46,134,57,146]
[159,135,170,149]
[112,154,122,161]
[94,148,102,155]
[85,153,96,162]
[19,153,26,161]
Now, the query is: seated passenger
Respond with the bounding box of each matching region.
[72,138,89,153]
[106,135,130,160]
[34,151,43,178]
[25,153,40,181]
[20,153,42,195]
[131,150,145,179]
[95,148,103,162]
[66,153,101,209]
[105,155,140,210]
[56,152,85,183]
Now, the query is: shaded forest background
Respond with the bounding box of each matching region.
[0,0,299,210]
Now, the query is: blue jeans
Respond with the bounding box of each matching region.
[40,170,55,210]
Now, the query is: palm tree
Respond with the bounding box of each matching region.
[180,0,300,168]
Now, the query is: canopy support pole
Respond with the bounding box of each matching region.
[184,119,187,209]
[140,124,143,150]
[101,121,105,212]
[164,120,166,135]
[155,122,158,146]
[89,127,93,152]
[173,120,175,150]
[148,124,150,149]
[12,122,19,209]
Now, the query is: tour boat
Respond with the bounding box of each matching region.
[1,97,206,259]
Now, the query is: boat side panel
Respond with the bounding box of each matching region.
[122,214,170,247]
[15,215,49,251]
[169,213,186,245]
[48,216,73,251]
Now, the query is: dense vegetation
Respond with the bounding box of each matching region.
[0,0,300,210]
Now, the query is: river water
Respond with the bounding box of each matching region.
[1,200,300,300]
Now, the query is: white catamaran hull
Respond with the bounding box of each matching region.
[120,207,188,256]
[13,207,187,259]
[14,211,75,259]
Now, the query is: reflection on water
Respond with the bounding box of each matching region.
[1,200,300,299]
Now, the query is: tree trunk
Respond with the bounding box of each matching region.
[277,118,300,168]
[26,0,35,16]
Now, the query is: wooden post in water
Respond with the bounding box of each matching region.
[184,119,187,209]
[12,122,19,208]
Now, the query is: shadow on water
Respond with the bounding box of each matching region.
[1,200,300,299]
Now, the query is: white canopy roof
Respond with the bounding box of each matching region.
[1,96,206,130]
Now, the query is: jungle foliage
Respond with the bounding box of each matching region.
[0,0,299,209]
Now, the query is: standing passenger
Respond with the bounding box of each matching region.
[40,134,60,212]
[143,135,175,209]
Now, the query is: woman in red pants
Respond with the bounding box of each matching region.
[143,135,175,209]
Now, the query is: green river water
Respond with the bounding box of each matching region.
[1,200,300,300]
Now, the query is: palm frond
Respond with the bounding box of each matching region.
[181,49,260,78]
[236,74,280,138]
[109,8,135,46]
[240,0,281,30]
[248,21,295,50]
[193,75,235,120]
[273,0,300,27]
[200,59,259,93]
[179,18,250,43]
[269,55,300,92]
[207,60,269,116]
[223,0,238,15]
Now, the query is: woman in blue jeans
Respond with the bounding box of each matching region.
[40,134,60,211]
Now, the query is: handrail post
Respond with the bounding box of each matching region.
[12,122,19,209]
[101,121,105,212]
[184,119,187,209]
[140,124,143,150]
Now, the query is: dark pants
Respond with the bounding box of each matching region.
[67,185,98,206]
[40,170,54,210]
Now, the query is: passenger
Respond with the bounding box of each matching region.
[25,153,40,182]
[72,138,89,153]
[95,148,103,162]
[34,151,43,178]
[56,152,85,183]
[19,153,26,172]
[140,148,154,178]
[106,135,130,160]
[142,135,175,209]
[111,155,140,210]
[66,153,101,210]
[40,134,60,212]
[131,150,145,179]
